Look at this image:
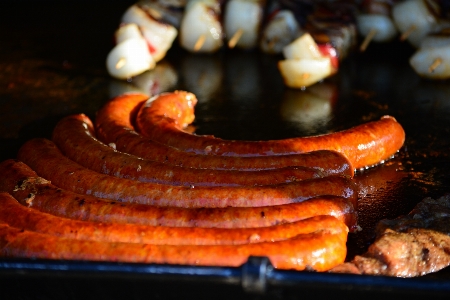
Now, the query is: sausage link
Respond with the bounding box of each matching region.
[94,93,353,176]
[0,160,358,230]
[0,191,347,245]
[135,91,405,170]
[52,114,326,187]
[17,139,358,208]
[0,223,348,272]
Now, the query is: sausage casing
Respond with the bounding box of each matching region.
[0,159,358,230]
[17,139,358,208]
[0,222,348,272]
[52,114,326,187]
[94,93,354,176]
[0,191,348,246]
[135,91,405,170]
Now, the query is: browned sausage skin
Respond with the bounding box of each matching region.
[0,222,348,272]
[17,139,358,208]
[52,114,327,187]
[135,90,405,170]
[0,191,348,246]
[0,160,358,230]
[94,93,354,176]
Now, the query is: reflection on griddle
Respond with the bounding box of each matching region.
[280,82,337,134]
[108,61,178,98]
[180,53,223,103]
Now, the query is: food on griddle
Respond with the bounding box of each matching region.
[135,91,405,170]
[0,220,348,272]
[357,0,399,51]
[106,24,156,79]
[0,159,357,229]
[95,93,354,175]
[0,192,347,246]
[105,0,450,84]
[121,4,178,62]
[409,29,450,79]
[332,194,450,277]
[224,0,265,49]
[17,138,358,208]
[179,0,223,52]
[53,114,328,187]
[0,86,408,272]
[392,0,442,48]
[278,33,338,88]
[259,7,300,54]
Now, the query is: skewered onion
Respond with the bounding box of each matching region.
[283,33,324,60]
[179,0,223,53]
[259,10,300,54]
[278,57,335,89]
[278,33,337,89]
[224,0,265,49]
[106,38,156,80]
[410,45,450,79]
[392,0,439,48]
[357,14,398,43]
[122,4,178,62]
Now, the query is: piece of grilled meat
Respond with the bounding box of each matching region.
[332,194,450,277]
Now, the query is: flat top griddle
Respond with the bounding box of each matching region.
[1,1,450,299]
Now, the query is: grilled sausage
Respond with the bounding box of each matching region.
[0,191,347,245]
[0,222,348,272]
[135,91,405,170]
[52,114,326,187]
[17,139,358,208]
[94,93,354,176]
[0,159,358,230]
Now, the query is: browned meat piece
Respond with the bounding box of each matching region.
[331,194,450,277]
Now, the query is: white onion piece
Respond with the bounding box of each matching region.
[282,33,324,60]
[224,0,264,49]
[392,0,439,48]
[278,58,334,89]
[122,5,178,62]
[409,45,450,79]
[106,38,156,80]
[115,23,143,44]
[260,10,300,54]
[179,0,223,53]
[357,14,398,42]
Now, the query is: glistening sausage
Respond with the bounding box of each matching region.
[0,192,347,246]
[17,139,358,208]
[52,114,326,187]
[0,223,348,272]
[0,160,358,230]
[94,93,353,176]
[135,91,406,170]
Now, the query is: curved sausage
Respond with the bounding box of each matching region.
[94,93,353,177]
[0,223,348,272]
[52,114,326,187]
[0,191,347,246]
[17,139,358,208]
[0,160,358,230]
[135,91,406,170]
